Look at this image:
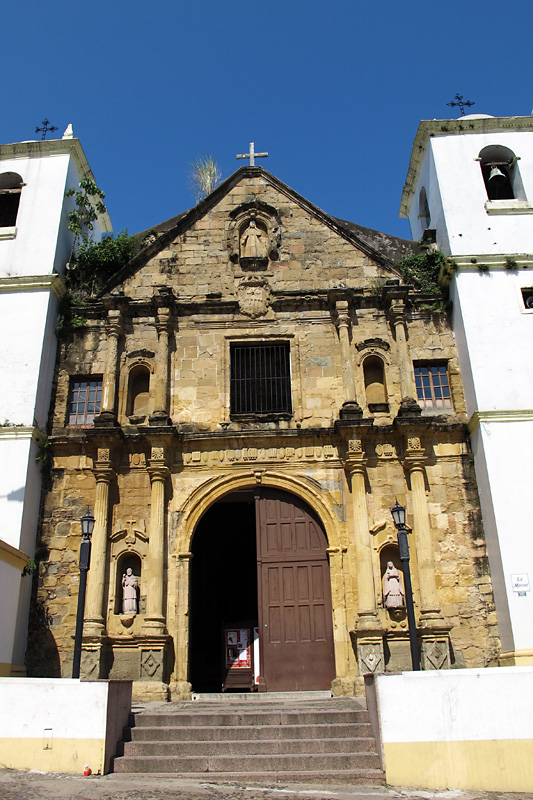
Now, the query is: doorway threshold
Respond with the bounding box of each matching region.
[191,690,332,702]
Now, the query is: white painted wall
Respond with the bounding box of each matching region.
[450,269,533,416]
[0,561,27,668]
[376,666,533,743]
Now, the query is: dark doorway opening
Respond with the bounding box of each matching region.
[189,491,258,692]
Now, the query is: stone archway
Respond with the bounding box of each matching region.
[171,471,350,697]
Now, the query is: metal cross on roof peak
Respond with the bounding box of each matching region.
[447,94,475,117]
[35,118,58,140]
[236,142,268,166]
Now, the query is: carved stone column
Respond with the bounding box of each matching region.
[150,302,172,426]
[173,551,193,700]
[84,449,114,636]
[334,298,363,419]
[95,308,122,426]
[143,447,169,633]
[403,438,441,621]
[344,439,384,674]
[385,287,420,416]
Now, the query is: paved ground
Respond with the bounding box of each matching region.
[0,771,532,800]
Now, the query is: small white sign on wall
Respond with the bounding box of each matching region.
[511,573,530,596]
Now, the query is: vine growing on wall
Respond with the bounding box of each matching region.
[65,179,107,244]
[396,249,458,312]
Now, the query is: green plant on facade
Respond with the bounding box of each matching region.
[65,179,107,244]
[21,560,37,577]
[505,257,518,270]
[477,263,490,273]
[190,156,222,203]
[58,231,136,336]
[0,419,25,427]
[396,249,448,295]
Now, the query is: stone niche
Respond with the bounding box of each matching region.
[227,201,282,269]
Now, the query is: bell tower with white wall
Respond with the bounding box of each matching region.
[0,127,111,676]
[401,113,533,666]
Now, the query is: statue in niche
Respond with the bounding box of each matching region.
[240,220,268,259]
[122,568,139,614]
[383,561,405,609]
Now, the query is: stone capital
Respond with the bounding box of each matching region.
[93,463,115,484]
[344,453,367,478]
[403,447,427,473]
[148,461,170,483]
[106,308,122,336]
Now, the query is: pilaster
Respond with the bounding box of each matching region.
[384,285,421,416]
[142,446,169,634]
[149,293,173,426]
[94,305,122,427]
[332,296,363,419]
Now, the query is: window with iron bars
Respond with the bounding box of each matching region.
[414,364,452,411]
[230,342,292,416]
[68,378,102,425]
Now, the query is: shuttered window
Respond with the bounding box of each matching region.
[414,364,452,411]
[230,342,292,415]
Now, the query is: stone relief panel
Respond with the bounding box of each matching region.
[180,443,340,466]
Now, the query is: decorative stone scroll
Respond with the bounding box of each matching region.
[181,444,340,466]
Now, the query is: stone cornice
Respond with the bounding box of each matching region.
[0,425,46,443]
[400,115,533,218]
[0,274,66,298]
[468,409,533,433]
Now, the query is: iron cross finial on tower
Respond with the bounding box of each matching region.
[35,118,58,140]
[236,142,268,166]
[447,94,475,117]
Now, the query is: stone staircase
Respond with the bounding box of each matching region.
[112,693,384,784]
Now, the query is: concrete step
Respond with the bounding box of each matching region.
[132,709,369,727]
[112,752,382,773]
[191,690,332,702]
[109,768,385,785]
[127,722,372,741]
[119,736,377,757]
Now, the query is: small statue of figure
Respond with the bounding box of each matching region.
[383,561,405,609]
[122,568,139,614]
[240,220,268,259]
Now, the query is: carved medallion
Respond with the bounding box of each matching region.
[237,276,271,318]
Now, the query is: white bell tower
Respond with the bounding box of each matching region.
[0,127,111,676]
[401,113,533,666]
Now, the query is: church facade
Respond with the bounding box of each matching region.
[32,165,499,700]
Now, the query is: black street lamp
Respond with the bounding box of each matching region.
[390,500,420,671]
[72,509,95,679]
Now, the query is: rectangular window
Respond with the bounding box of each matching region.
[230,342,292,415]
[68,378,102,425]
[414,364,452,411]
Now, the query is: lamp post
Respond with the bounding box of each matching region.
[391,500,420,671]
[72,509,95,679]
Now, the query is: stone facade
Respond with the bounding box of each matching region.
[30,167,500,699]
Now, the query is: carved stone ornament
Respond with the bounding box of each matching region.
[348,439,363,453]
[357,640,384,674]
[151,446,165,461]
[81,648,101,680]
[97,448,110,462]
[407,437,422,451]
[237,276,271,318]
[421,637,451,670]
[141,649,164,679]
[227,201,282,264]
[110,518,148,547]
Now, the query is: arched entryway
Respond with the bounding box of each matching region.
[189,488,335,693]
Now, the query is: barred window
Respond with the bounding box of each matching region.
[414,364,452,411]
[68,378,102,425]
[230,342,292,415]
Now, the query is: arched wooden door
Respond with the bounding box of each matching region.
[256,489,335,691]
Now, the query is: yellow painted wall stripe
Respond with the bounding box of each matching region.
[0,737,105,775]
[383,739,533,792]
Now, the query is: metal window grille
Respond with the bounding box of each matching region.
[230,343,292,415]
[414,365,452,411]
[68,379,102,425]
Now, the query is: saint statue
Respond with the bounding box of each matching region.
[240,220,268,259]
[383,561,405,609]
[122,567,139,614]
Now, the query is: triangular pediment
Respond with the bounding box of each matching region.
[101,167,415,299]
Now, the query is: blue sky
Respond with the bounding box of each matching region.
[4,0,532,240]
